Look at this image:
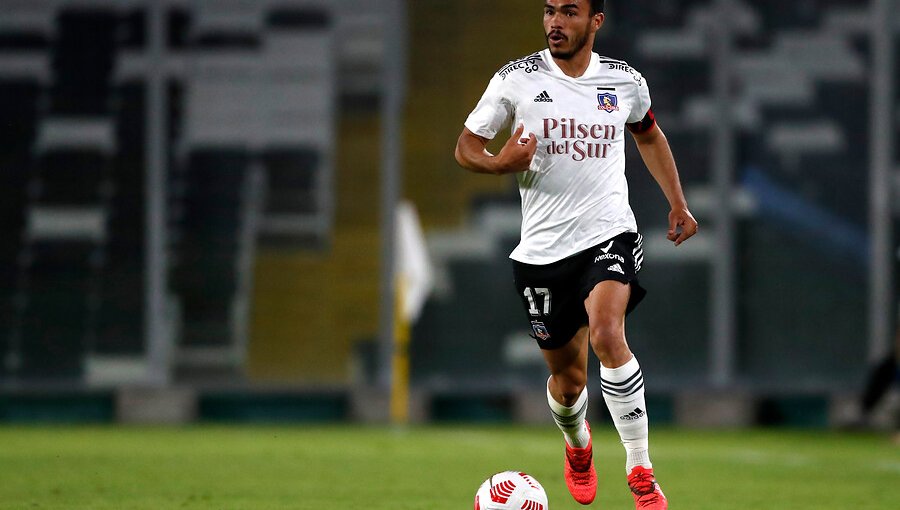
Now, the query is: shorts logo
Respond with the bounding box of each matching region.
[607,263,625,275]
[597,93,619,113]
[531,321,550,341]
[600,240,614,253]
[595,252,624,264]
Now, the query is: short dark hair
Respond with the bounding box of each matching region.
[590,0,605,14]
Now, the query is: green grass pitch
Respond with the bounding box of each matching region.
[0,425,898,509]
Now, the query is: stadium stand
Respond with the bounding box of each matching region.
[0,0,878,401]
[0,1,342,383]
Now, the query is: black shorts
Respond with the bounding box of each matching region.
[511,231,647,350]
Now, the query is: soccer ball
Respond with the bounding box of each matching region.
[474,471,548,510]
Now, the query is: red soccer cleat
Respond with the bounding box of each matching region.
[563,420,597,505]
[627,466,668,509]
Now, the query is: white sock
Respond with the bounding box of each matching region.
[547,377,591,448]
[600,356,652,472]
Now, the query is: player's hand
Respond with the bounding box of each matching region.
[667,207,698,246]
[494,124,537,174]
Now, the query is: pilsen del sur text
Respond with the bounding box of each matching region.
[542,118,616,162]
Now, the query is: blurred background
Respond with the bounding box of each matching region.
[0,0,897,430]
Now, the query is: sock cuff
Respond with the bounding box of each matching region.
[546,376,588,417]
[600,355,640,382]
[626,448,652,472]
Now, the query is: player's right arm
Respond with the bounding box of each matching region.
[455,124,537,175]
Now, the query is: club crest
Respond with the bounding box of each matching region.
[531,321,550,341]
[597,92,619,113]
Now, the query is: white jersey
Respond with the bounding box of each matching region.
[464,49,652,264]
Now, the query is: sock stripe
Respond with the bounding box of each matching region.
[600,368,642,387]
[600,376,643,394]
[549,398,587,425]
[600,380,644,398]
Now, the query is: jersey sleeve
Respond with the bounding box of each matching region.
[626,71,652,124]
[464,73,513,140]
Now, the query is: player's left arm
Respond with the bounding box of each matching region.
[628,115,698,246]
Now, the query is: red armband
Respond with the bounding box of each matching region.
[626,108,656,134]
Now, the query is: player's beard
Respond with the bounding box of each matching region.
[545,21,591,60]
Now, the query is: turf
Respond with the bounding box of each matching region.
[0,425,897,509]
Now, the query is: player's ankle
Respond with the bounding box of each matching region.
[626,448,652,473]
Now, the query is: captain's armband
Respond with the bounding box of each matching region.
[626,108,656,134]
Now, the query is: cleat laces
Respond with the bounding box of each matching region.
[567,447,592,473]
[628,470,661,505]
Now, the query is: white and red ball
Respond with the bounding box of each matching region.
[474,471,548,510]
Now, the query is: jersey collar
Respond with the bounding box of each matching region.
[542,48,600,80]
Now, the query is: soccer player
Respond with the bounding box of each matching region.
[454,1,698,508]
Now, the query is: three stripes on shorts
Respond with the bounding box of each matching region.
[633,233,643,272]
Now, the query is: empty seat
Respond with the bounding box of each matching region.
[26,241,98,292]
[35,150,109,205]
[796,152,868,226]
[662,130,710,184]
[640,58,710,113]
[262,147,320,215]
[50,9,117,115]
[0,235,22,356]
[0,231,23,291]
[754,0,866,31]
[752,2,819,30]
[0,164,29,234]
[95,268,144,354]
[266,8,331,29]
[612,0,708,31]
[177,150,248,234]
[167,8,192,49]
[0,80,40,158]
[106,206,145,258]
[193,31,260,49]
[19,241,98,379]
[0,31,50,50]
[119,9,146,50]
[180,294,233,347]
[19,290,87,379]
[169,149,249,350]
[114,81,146,156]
[171,244,238,296]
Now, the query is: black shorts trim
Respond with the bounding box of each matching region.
[511,231,647,350]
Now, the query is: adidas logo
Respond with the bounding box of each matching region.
[534,90,553,102]
[607,263,625,275]
[619,407,645,421]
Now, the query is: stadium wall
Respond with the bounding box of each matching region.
[0,387,876,430]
